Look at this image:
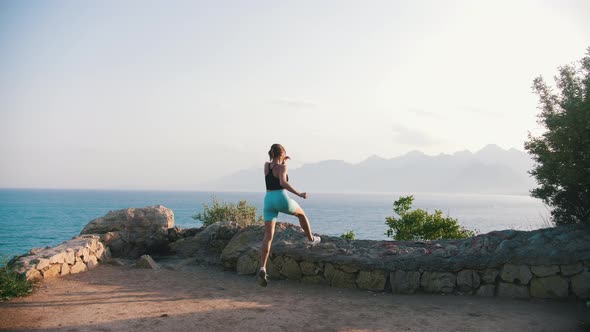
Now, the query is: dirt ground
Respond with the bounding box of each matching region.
[0,260,588,332]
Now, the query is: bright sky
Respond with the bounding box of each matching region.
[1,0,588,190]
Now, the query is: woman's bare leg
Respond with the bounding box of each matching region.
[294,207,314,241]
[260,221,276,270]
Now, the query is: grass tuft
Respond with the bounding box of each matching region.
[0,256,35,301]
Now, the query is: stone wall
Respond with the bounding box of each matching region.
[11,235,110,281]
[211,222,590,300]
[243,253,589,299]
[11,206,590,301]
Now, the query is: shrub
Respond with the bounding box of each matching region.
[340,230,355,241]
[385,195,475,241]
[193,196,263,227]
[0,257,34,301]
[524,47,590,225]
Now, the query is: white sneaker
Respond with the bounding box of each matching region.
[257,268,268,287]
[308,235,321,246]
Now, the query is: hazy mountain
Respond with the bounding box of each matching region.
[199,144,537,195]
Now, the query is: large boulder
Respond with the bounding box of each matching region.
[80,205,174,258]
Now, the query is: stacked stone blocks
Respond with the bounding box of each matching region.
[12,235,110,281]
[233,253,589,299]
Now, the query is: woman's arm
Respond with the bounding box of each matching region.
[277,164,307,198]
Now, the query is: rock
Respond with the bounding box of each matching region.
[171,221,243,261]
[42,264,61,278]
[457,270,481,292]
[391,270,421,294]
[167,226,181,242]
[94,243,105,261]
[220,224,266,269]
[36,258,50,271]
[179,227,203,238]
[236,255,258,275]
[102,231,123,252]
[571,271,590,298]
[480,269,499,284]
[324,263,336,282]
[267,256,283,279]
[80,247,91,263]
[136,255,160,270]
[339,264,358,273]
[331,270,357,288]
[356,270,386,291]
[500,264,532,284]
[531,265,559,277]
[25,268,42,281]
[80,205,175,258]
[48,252,66,264]
[87,254,99,270]
[70,261,87,274]
[476,285,495,297]
[421,271,456,294]
[530,276,569,298]
[60,263,70,276]
[497,283,529,299]
[65,249,75,265]
[29,248,43,255]
[300,261,318,276]
[280,257,302,280]
[560,263,584,276]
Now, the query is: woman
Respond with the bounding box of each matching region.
[258,143,320,287]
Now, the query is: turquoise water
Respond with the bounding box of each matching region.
[0,189,550,260]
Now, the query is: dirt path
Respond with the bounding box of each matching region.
[0,261,587,332]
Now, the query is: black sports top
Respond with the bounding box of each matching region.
[265,164,288,190]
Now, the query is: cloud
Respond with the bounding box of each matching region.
[391,123,439,147]
[270,98,318,109]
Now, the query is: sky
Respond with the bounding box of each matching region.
[1,0,589,190]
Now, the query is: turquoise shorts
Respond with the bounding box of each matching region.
[263,189,301,222]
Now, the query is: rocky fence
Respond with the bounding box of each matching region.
[10,235,109,281]
[9,205,590,301]
[175,221,590,300]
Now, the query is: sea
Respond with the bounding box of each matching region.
[0,188,551,261]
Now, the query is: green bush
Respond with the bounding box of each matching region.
[193,196,263,227]
[524,47,590,225]
[0,257,34,301]
[340,230,355,241]
[385,195,475,241]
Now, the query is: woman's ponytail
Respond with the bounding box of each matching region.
[268,144,285,161]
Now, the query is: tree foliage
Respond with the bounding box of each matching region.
[524,48,590,225]
[385,195,475,241]
[193,196,263,227]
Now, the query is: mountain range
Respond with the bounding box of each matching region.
[199,144,538,195]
